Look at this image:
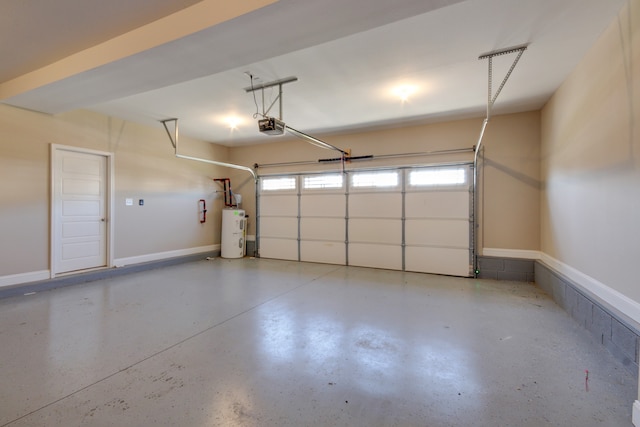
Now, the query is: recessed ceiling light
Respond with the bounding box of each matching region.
[223,116,243,130]
[391,84,419,101]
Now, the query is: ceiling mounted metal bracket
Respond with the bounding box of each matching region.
[478,43,528,119]
[244,76,298,120]
[161,118,178,149]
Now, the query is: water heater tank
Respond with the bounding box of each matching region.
[221,208,246,258]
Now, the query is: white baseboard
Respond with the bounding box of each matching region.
[113,244,220,268]
[633,400,640,426]
[539,253,640,327]
[482,248,542,260]
[0,270,50,288]
[0,246,221,288]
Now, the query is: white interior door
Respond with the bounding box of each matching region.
[53,147,109,274]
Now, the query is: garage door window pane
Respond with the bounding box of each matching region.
[304,174,343,189]
[262,177,296,191]
[409,168,466,187]
[351,172,398,188]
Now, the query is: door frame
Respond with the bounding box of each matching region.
[50,144,114,278]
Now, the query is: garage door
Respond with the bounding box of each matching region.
[257,163,473,276]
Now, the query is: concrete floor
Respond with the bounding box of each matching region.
[0,258,636,426]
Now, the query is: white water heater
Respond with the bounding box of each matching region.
[221,208,246,258]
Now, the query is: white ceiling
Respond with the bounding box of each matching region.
[0,0,626,146]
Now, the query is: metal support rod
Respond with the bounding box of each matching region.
[474,119,489,166]
[254,167,260,258]
[279,82,283,121]
[160,118,257,179]
[297,181,301,262]
[472,43,527,276]
[374,148,474,160]
[254,147,474,169]
[244,76,298,92]
[285,125,348,155]
[401,171,406,271]
[176,154,257,179]
[472,119,489,273]
[488,57,493,120]
[491,48,525,107]
[161,119,177,149]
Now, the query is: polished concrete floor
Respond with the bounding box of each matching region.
[0,258,636,426]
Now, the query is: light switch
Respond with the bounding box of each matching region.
[125,198,133,206]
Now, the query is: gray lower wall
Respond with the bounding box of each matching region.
[535,261,639,375]
[246,240,256,257]
[477,256,535,282]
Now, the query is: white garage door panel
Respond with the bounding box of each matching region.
[349,243,401,270]
[301,195,345,217]
[349,219,401,244]
[405,247,470,276]
[349,193,402,218]
[260,195,298,216]
[405,219,469,247]
[260,238,298,261]
[405,191,469,218]
[301,218,345,241]
[301,241,345,265]
[260,217,298,239]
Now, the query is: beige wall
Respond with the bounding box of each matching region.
[0,106,229,277]
[0,96,541,281]
[229,111,541,252]
[541,0,639,300]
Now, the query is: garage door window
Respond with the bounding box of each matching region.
[303,174,344,190]
[261,176,297,191]
[351,171,399,189]
[408,167,467,187]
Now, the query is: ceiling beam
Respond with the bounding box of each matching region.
[0,0,277,101]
